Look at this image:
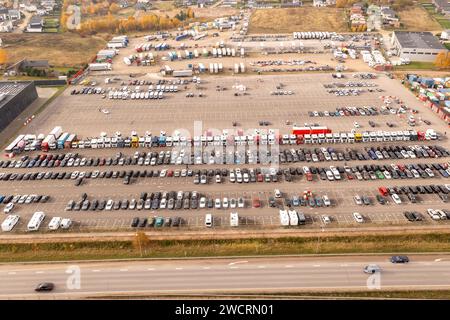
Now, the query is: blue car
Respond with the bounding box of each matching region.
[0,195,4,204]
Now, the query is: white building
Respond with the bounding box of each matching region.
[0,20,13,33]
[441,29,450,40]
[391,31,447,62]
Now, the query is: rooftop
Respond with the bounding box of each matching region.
[394,31,446,50]
[0,82,31,110]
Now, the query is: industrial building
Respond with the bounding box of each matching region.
[0,81,38,132]
[391,31,447,62]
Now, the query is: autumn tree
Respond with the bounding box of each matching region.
[434,51,450,69]
[336,0,347,8]
[109,3,120,14]
[132,231,151,257]
[0,49,7,66]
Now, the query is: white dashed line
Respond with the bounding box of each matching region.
[202,267,210,270]
[229,266,239,269]
[35,271,44,274]
[257,266,266,269]
[92,270,101,272]
[119,269,128,272]
[147,268,155,271]
[313,265,321,267]
[7,272,16,275]
[175,268,183,270]
[285,265,293,268]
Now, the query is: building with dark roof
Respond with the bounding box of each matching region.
[0,81,38,133]
[391,31,447,62]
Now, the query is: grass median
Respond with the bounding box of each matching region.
[1,232,450,263]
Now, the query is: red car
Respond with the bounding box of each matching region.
[306,172,313,181]
[253,198,261,208]
[167,170,174,177]
[257,173,263,182]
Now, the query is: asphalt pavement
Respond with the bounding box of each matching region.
[1,255,450,298]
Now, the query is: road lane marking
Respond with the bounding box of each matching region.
[119,269,128,272]
[285,265,293,268]
[228,261,248,266]
[340,264,348,267]
[35,271,44,274]
[434,258,442,262]
[202,267,210,270]
[175,268,183,270]
[92,270,101,272]
[8,272,16,275]
[313,265,321,267]
[229,266,239,269]
[147,268,155,271]
[257,266,266,269]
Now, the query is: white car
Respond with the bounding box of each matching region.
[238,197,245,208]
[199,197,206,208]
[215,175,221,183]
[391,193,402,204]
[435,209,447,220]
[322,195,331,207]
[160,169,167,178]
[427,208,441,220]
[322,215,331,224]
[214,198,221,209]
[353,212,364,223]
[159,198,167,209]
[3,202,14,214]
[230,198,237,209]
[383,171,392,179]
[274,189,282,198]
[105,199,114,210]
[222,197,229,208]
[353,121,360,128]
[354,195,363,205]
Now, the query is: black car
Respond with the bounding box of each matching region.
[390,255,409,263]
[35,282,54,292]
[131,217,140,227]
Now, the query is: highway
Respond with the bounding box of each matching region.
[1,255,450,298]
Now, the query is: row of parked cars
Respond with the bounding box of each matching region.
[280,145,448,164]
[0,194,50,205]
[2,143,446,172]
[379,184,450,204]
[426,208,450,220]
[130,216,183,228]
[66,191,247,212]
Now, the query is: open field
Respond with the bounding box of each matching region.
[421,2,450,29]
[1,232,450,262]
[249,7,349,33]
[398,6,443,31]
[1,33,106,67]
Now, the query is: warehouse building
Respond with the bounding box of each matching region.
[390,31,447,62]
[0,81,38,132]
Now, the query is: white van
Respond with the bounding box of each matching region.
[27,211,45,231]
[205,214,213,228]
[48,217,62,230]
[230,212,239,227]
[288,210,299,226]
[279,210,290,226]
[60,218,72,229]
[1,215,20,232]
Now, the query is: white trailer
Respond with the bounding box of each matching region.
[27,211,45,231]
[288,210,299,226]
[89,63,112,71]
[239,62,245,73]
[279,210,290,226]
[230,212,239,227]
[234,63,239,73]
[1,215,20,232]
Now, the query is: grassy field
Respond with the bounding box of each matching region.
[398,6,443,31]
[1,232,450,263]
[249,7,348,33]
[1,33,106,67]
[420,3,450,29]
[394,61,437,70]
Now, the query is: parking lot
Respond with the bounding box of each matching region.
[2,69,450,233]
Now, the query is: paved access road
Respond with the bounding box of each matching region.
[1,255,450,298]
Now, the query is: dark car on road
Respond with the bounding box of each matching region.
[35,282,54,292]
[390,255,409,263]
